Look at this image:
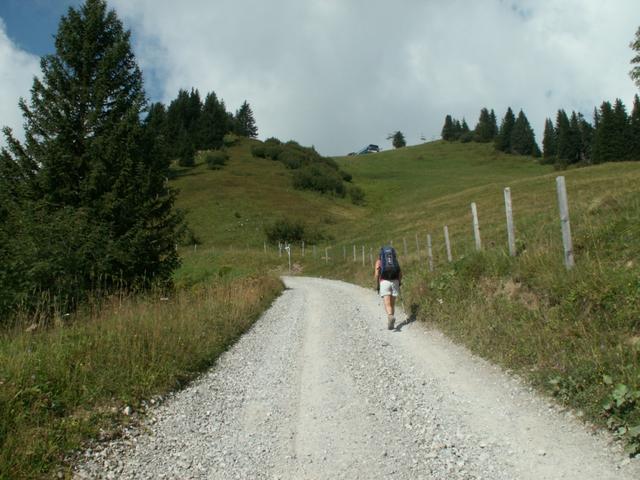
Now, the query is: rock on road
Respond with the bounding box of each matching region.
[76,276,640,479]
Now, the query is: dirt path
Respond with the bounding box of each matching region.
[76,276,640,479]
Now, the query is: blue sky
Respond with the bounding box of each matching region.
[0,0,80,55]
[1,0,639,156]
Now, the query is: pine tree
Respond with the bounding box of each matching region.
[555,109,572,164]
[495,108,515,152]
[510,110,541,157]
[199,92,230,149]
[474,108,494,142]
[0,0,182,313]
[234,100,258,138]
[441,115,455,140]
[630,94,640,160]
[631,26,640,89]
[541,118,557,164]
[489,109,498,139]
[390,131,406,148]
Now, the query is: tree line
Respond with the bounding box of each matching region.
[441,107,541,157]
[146,89,257,168]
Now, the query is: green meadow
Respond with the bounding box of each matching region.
[3,138,640,477]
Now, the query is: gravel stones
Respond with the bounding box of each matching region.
[75,277,640,479]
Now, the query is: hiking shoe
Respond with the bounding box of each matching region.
[387,315,395,330]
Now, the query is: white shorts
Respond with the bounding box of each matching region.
[379,279,400,297]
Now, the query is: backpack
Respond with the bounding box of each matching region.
[379,246,400,280]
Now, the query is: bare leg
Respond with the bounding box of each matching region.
[383,295,394,315]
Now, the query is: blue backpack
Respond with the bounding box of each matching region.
[379,246,400,280]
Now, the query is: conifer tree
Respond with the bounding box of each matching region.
[555,109,572,163]
[199,92,230,149]
[495,108,515,152]
[510,110,541,157]
[489,109,498,139]
[441,115,455,140]
[631,26,640,89]
[474,108,494,142]
[389,131,406,148]
[630,94,640,160]
[234,100,258,138]
[541,118,557,164]
[0,0,182,313]
[592,101,629,163]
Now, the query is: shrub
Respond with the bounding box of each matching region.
[264,218,306,245]
[251,145,267,158]
[278,150,304,169]
[204,149,229,170]
[292,164,345,197]
[264,137,281,146]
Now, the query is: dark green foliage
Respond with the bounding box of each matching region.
[630,95,640,161]
[541,118,557,163]
[204,149,229,169]
[234,100,258,138]
[250,139,361,202]
[474,108,496,143]
[199,92,231,150]
[631,26,640,89]
[441,115,455,140]
[593,100,630,163]
[263,218,327,245]
[510,110,541,157]
[495,107,516,152]
[388,131,406,148]
[0,0,183,320]
[293,164,346,196]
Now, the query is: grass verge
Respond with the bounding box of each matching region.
[0,273,282,479]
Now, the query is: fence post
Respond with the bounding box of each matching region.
[313,245,317,258]
[504,187,516,256]
[278,242,282,257]
[556,176,575,269]
[369,247,373,268]
[444,225,453,262]
[302,240,305,257]
[415,233,420,256]
[427,233,434,272]
[264,241,267,254]
[471,202,482,251]
[343,245,346,261]
[353,244,356,262]
[325,247,329,264]
[403,237,408,257]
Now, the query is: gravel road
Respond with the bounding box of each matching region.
[75,276,640,479]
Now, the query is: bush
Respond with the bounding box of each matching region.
[292,164,345,197]
[278,150,304,169]
[204,150,229,170]
[264,218,306,245]
[264,137,281,146]
[251,145,267,158]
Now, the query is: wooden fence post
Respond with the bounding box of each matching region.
[264,241,267,254]
[362,245,365,266]
[302,240,305,257]
[471,202,482,251]
[415,233,420,256]
[343,245,346,261]
[278,242,282,257]
[370,247,373,267]
[556,176,575,269]
[325,247,329,264]
[504,187,516,256]
[444,225,453,262]
[313,245,317,258]
[353,244,356,262]
[427,233,434,272]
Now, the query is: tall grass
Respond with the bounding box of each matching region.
[0,274,282,478]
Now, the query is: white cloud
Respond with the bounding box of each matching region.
[3,1,639,156]
[0,19,40,144]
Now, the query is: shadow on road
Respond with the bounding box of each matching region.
[394,303,420,332]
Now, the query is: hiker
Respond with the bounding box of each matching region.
[374,245,402,330]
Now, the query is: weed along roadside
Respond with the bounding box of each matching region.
[292,169,640,457]
[0,274,283,478]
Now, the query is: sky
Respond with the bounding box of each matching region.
[0,0,639,156]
